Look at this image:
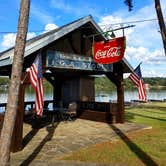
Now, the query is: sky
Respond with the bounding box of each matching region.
[0,0,165,77]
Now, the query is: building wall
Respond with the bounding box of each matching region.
[80,76,95,102]
[61,76,95,106]
[46,30,92,56]
[62,78,80,105]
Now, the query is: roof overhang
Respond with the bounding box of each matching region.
[0,15,133,75]
[0,15,104,64]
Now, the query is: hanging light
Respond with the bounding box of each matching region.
[104,30,116,39]
[110,31,116,38]
[104,31,110,38]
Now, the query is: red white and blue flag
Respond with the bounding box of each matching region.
[27,53,44,116]
[129,64,147,101]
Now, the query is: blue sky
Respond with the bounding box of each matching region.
[0,0,165,77]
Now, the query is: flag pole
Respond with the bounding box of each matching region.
[136,61,142,68]
[128,61,147,101]
[21,49,42,84]
[21,72,28,84]
[132,62,142,72]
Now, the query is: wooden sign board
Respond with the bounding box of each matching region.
[46,50,113,72]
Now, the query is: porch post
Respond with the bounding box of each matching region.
[116,71,125,123]
[106,62,125,123]
[53,78,62,107]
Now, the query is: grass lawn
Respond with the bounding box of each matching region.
[59,102,166,166]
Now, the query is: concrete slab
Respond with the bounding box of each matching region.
[10,119,151,165]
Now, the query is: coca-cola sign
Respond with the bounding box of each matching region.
[93,36,126,64]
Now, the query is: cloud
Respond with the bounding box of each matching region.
[50,0,100,18]
[27,32,37,40]
[0,22,59,51]
[98,1,166,77]
[44,23,58,32]
[1,32,36,51]
[142,68,166,77]
[125,46,165,64]
[0,22,58,52]
[50,0,72,12]
[1,33,16,49]
[98,1,166,49]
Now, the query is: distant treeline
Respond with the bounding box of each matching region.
[95,76,166,91]
[0,76,166,91]
[0,77,50,87]
[144,77,166,87]
[0,77,9,86]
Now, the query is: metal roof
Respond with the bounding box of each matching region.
[0,15,133,73]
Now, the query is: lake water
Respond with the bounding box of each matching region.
[96,89,166,102]
[1,87,165,113]
[0,87,166,104]
[0,87,166,113]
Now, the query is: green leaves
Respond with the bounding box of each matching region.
[124,0,133,11]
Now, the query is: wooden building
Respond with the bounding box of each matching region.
[0,15,133,152]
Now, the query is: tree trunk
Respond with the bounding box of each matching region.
[155,0,166,56]
[0,0,30,165]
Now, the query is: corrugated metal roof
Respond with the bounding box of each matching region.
[0,15,133,73]
[0,15,103,62]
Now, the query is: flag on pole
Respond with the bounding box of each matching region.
[27,53,44,116]
[129,64,147,101]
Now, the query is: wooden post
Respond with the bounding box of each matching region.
[0,1,30,164]
[10,82,26,152]
[116,72,125,123]
[53,78,62,107]
[106,62,125,123]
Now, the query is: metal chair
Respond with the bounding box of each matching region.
[64,102,77,121]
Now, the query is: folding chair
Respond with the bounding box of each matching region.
[65,102,77,121]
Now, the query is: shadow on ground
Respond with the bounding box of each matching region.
[127,112,166,122]
[126,104,166,112]
[109,125,158,166]
[20,123,59,166]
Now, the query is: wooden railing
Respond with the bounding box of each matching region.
[78,101,110,112]
[0,101,118,124]
[0,100,54,113]
[77,101,117,123]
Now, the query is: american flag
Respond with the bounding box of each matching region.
[27,53,44,116]
[129,64,147,101]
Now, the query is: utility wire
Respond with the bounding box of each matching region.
[99,17,166,27]
[0,30,44,34]
[86,25,135,38]
[0,17,165,34]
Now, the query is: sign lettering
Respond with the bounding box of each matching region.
[46,51,113,72]
[93,36,126,64]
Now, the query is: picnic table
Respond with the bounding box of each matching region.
[43,107,68,126]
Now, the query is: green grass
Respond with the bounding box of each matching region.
[59,102,166,166]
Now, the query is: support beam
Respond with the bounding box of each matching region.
[106,62,125,123]
[53,78,63,107]
[116,72,125,123]
[80,31,85,55]
[44,74,55,85]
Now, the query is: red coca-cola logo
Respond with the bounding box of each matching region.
[93,36,125,64]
